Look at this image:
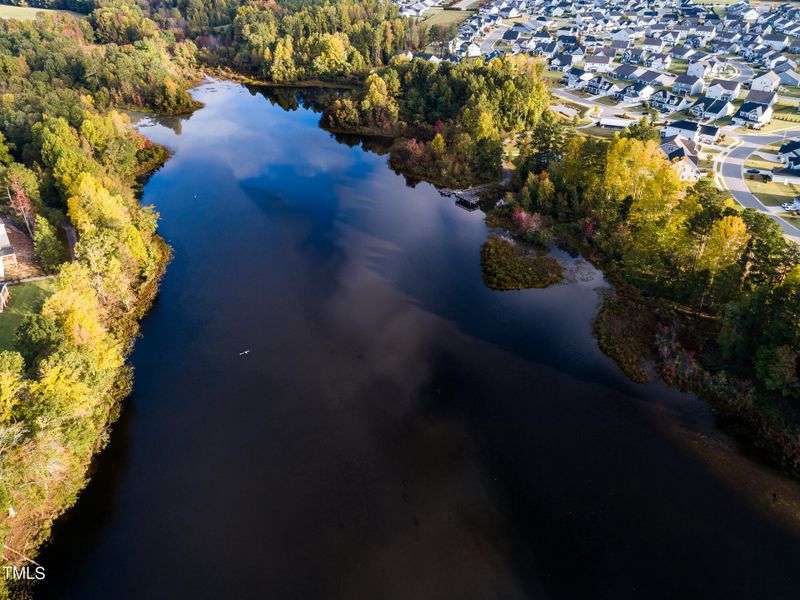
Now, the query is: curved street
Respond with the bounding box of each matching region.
[550,83,800,240]
[718,128,800,240]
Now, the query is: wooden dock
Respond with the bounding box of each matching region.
[440,188,480,211]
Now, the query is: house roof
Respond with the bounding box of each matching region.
[674,74,702,85]
[736,102,770,117]
[614,64,639,76]
[690,97,731,114]
[585,54,612,63]
[662,134,701,156]
[779,139,800,155]
[669,119,701,132]
[744,89,776,104]
[708,78,740,91]
[755,70,781,82]
[638,70,663,83]
[667,120,719,137]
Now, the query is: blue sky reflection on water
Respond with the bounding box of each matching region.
[36,80,800,600]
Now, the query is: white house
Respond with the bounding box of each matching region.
[763,33,789,51]
[706,78,741,101]
[688,97,734,121]
[661,120,720,144]
[687,59,722,80]
[732,102,773,128]
[752,71,781,92]
[673,74,705,96]
[584,55,614,73]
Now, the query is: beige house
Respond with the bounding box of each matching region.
[0,224,17,280]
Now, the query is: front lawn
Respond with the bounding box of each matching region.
[744,149,782,172]
[745,178,800,207]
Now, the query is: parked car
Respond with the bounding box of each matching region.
[745,169,773,182]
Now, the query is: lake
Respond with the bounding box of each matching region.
[36,80,800,599]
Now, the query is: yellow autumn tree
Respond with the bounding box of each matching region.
[0,351,25,425]
[697,215,750,306]
[430,133,446,159]
[42,263,107,346]
[604,136,684,227]
[67,173,131,234]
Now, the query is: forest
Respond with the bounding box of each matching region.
[0,9,183,598]
[498,116,800,470]
[0,0,799,594]
[324,55,550,185]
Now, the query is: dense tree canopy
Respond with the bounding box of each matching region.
[326,55,550,184]
[0,9,174,588]
[512,122,800,403]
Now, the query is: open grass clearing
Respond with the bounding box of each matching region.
[667,58,688,76]
[580,125,619,139]
[594,95,619,106]
[0,279,56,351]
[0,5,82,20]
[421,8,473,28]
[780,86,800,99]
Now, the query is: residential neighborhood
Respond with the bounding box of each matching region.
[405,0,800,235]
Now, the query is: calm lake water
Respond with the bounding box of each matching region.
[37,81,800,599]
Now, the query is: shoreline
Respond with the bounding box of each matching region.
[5,140,174,599]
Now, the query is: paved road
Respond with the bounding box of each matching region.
[547,70,800,240]
[718,129,800,239]
[550,86,645,120]
[480,26,507,53]
[728,59,755,84]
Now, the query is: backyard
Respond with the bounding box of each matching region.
[0,279,56,351]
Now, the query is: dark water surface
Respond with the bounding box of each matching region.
[37,81,800,599]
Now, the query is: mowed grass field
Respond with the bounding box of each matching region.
[421,8,473,28]
[0,279,56,351]
[745,178,800,207]
[0,4,83,20]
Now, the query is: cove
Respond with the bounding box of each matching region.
[35,81,800,600]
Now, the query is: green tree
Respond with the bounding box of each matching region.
[13,314,64,372]
[622,116,661,142]
[270,37,297,83]
[755,345,800,398]
[0,132,12,166]
[34,215,67,274]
